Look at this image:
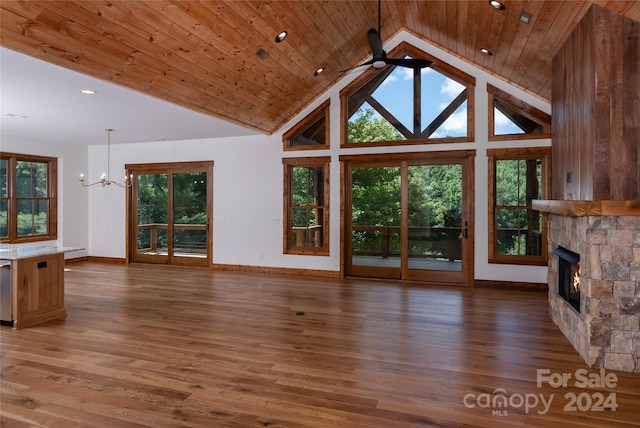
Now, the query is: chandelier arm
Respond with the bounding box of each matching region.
[79,128,134,189]
[80,180,104,187]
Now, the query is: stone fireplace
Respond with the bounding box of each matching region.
[533,5,640,372]
[537,205,640,373]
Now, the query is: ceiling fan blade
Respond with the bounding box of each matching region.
[339,59,375,73]
[384,57,434,69]
[367,28,384,58]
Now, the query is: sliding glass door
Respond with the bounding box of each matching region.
[344,152,474,285]
[405,162,466,283]
[349,165,402,279]
[128,162,212,267]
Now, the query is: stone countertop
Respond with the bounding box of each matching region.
[0,243,84,260]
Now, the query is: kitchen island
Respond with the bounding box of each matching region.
[0,243,83,329]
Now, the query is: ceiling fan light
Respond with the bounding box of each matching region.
[372,60,386,69]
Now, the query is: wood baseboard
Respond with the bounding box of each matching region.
[474,279,548,291]
[64,256,89,263]
[84,256,127,264]
[65,258,546,289]
[211,263,341,278]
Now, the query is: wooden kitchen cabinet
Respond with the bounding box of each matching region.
[12,253,67,329]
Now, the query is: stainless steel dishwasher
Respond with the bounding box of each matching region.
[0,260,12,323]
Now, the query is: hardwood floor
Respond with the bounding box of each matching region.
[1,262,638,427]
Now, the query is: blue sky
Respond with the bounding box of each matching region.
[354,65,522,137]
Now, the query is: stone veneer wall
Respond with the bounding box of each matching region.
[547,214,640,373]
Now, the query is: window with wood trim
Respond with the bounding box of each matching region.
[283,157,330,255]
[341,42,475,147]
[0,152,57,243]
[488,147,551,265]
[488,84,551,141]
[283,100,330,150]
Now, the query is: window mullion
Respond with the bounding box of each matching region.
[365,94,413,139]
[9,157,16,240]
[413,68,421,135]
[420,88,468,139]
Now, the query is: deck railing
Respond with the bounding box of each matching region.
[291,225,323,247]
[137,223,207,253]
[351,225,462,261]
[137,223,540,258]
[350,226,540,260]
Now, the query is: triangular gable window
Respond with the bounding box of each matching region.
[341,42,475,147]
[283,100,330,151]
[488,84,551,140]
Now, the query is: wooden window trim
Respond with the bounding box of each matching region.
[125,160,214,266]
[283,100,330,151]
[282,156,330,255]
[340,41,475,148]
[487,147,551,265]
[1,152,58,243]
[487,84,551,141]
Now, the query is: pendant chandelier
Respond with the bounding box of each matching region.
[79,128,133,188]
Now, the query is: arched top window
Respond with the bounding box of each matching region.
[340,42,475,147]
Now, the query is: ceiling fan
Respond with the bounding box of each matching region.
[349,0,434,71]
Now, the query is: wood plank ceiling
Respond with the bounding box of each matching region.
[1,1,639,135]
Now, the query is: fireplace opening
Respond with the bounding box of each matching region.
[553,246,581,312]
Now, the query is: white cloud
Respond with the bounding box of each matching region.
[398,67,413,80]
[431,108,467,138]
[440,79,465,101]
[421,67,436,77]
[380,67,412,87]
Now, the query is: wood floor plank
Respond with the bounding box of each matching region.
[1,262,639,427]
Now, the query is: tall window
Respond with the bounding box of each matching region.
[341,42,475,147]
[282,157,330,255]
[488,147,551,265]
[0,153,57,242]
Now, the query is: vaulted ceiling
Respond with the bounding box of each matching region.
[1,1,639,135]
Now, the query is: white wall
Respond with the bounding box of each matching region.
[0,136,89,258]
[8,30,552,283]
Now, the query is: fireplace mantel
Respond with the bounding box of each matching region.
[533,200,640,217]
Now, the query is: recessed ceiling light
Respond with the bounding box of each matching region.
[80,89,97,95]
[313,67,325,76]
[275,31,288,43]
[489,1,505,10]
[520,10,533,24]
[481,48,493,56]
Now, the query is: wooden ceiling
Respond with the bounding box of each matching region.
[1,1,639,135]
